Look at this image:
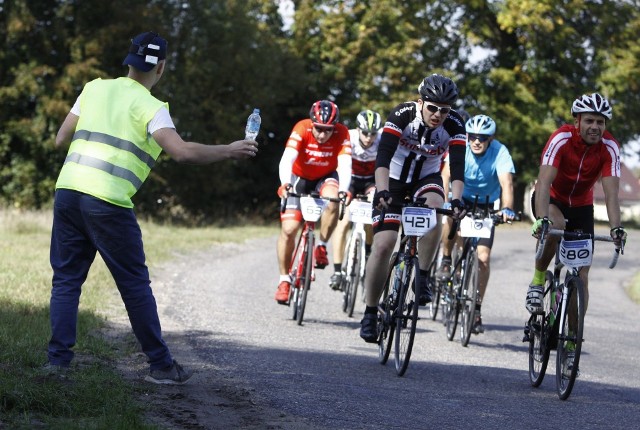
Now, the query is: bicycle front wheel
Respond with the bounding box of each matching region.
[296,233,314,326]
[394,256,420,376]
[428,251,441,320]
[344,235,363,318]
[460,248,479,347]
[529,271,553,387]
[445,266,461,341]
[556,277,585,400]
[378,252,398,365]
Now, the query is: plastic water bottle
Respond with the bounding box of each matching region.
[245,108,261,140]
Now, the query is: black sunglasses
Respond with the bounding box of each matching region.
[360,130,376,137]
[424,103,451,115]
[313,125,335,133]
[468,134,491,142]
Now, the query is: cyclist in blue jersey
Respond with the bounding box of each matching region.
[439,114,516,334]
[359,74,468,343]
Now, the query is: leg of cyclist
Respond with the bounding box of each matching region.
[329,196,351,290]
[414,185,445,305]
[360,229,398,342]
[474,244,491,333]
[360,187,400,342]
[438,216,455,279]
[276,215,303,304]
[315,177,340,269]
[526,194,564,314]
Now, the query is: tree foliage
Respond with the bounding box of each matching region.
[1,0,639,220]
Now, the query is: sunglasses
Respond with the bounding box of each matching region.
[360,130,376,137]
[468,134,491,143]
[314,125,334,134]
[424,102,451,115]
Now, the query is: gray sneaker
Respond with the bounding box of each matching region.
[144,360,193,385]
[41,362,70,378]
[526,284,544,314]
[329,271,344,291]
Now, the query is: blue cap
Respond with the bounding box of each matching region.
[122,32,167,72]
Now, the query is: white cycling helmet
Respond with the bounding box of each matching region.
[465,114,496,136]
[571,93,612,120]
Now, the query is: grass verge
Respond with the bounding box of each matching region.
[0,209,277,429]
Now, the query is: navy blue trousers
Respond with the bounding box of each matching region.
[48,189,172,370]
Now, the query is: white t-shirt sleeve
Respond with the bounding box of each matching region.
[69,100,175,135]
[70,96,81,116]
[148,107,176,134]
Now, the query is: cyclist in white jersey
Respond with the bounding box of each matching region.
[329,110,382,290]
[359,74,468,343]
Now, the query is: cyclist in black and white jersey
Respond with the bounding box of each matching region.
[360,74,468,343]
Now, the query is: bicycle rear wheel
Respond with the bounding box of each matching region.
[394,256,420,376]
[460,248,479,347]
[529,271,553,387]
[556,277,585,400]
[378,252,398,365]
[296,233,314,325]
[344,234,363,317]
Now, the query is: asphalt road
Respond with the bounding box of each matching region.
[152,224,640,429]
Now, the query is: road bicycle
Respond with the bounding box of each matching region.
[281,191,345,325]
[339,194,373,318]
[377,198,455,376]
[440,199,519,347]
[525,226,623,400]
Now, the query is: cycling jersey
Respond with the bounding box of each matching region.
[348,128,380,179]
[541,124,620,207]
[461,139,515,203]
[285,119,351,181]
[376,101,466,183]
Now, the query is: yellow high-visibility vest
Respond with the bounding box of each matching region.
[56,77,168,208]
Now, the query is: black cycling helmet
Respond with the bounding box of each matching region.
[418,74,459,105]
[571,93,612,120]
[309,100,340,125]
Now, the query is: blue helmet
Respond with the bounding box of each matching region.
[465,114,496,136]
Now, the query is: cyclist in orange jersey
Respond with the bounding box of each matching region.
[275,100,352,304]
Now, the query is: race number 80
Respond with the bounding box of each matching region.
[559,238,593,268]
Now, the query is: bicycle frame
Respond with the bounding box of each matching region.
[281,191,345,325]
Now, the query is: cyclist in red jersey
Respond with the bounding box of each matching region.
[527,93,627,320]
[275,100,352,304]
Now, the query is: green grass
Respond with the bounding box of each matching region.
[0,209,277,429]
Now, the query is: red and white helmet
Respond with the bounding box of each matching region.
[309,100,340,125]
[571,93,612,120]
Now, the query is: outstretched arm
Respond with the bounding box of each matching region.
[152,128,258,164]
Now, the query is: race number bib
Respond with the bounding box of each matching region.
[459,217,493,238]
[559,238,592,268]
[401,207,436,236]
[300,196,326,222]
[349,201,373,225]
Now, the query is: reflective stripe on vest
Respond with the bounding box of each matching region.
[64,152,144,190]
[71,129,156,171]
